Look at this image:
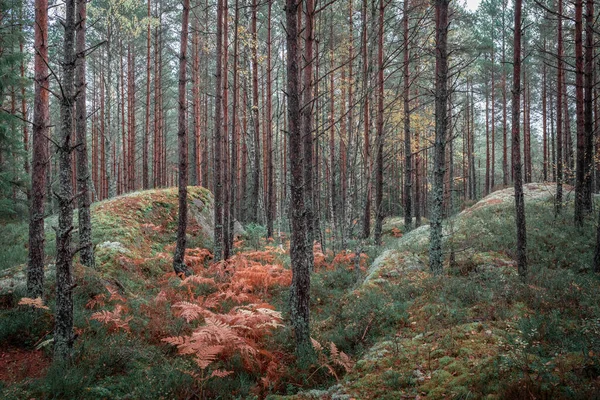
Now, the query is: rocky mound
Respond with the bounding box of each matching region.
[0,186,246,295]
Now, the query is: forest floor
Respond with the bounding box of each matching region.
[1,183,600,399]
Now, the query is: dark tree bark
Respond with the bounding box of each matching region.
[213,0,224,261]
[250,0,261,223]
[143,0,151,190]
[303,0,316,255]
[266,0,275,238]
[486,73,490,196]
[361,0,371,239]
[75,0,95,269]
[556,0,564,214]
[511,0,527,278]
[542,43,548,182]
[228,0,240,252]
[594,207,600,272]
[173,0,191,276]
[27,0,50,299]
[582,0,594,213]
[502,0,509,186]
[374,0,385,245]
[55,0,77,361]
[222,0,230,260]
[491,43,496,189]
[575,0,588,225]
[285,0,314,364]
[429,0,449,275]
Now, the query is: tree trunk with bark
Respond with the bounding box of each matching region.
[429,0,449,275]
[173,0,191,276]
[285,0,314,364]
[512,0,527,278]
[55,0,77,360]
[75,0,95,269]
[374,0,385,245]
[213,0,224,261]
[27,0,50,299]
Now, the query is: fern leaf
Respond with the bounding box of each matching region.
[18,297,49,310]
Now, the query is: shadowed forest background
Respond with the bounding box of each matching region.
[1,0,600,397]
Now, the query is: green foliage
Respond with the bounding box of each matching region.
[0,222,30,271]
[244,223,268,250]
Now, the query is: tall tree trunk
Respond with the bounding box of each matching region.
[266,0,275,238]
[485,74,490,196]
[542,42,548,182]
[128,44,135,191]
[143,0,151,190]
[512,0,527,278]
[429,0,449,275]
[502,0,509,186]
[361,0,371,239]
[228,0,240,251]
[285,0,314,363]
[303,0,315,258]
[556,0,564,214]
[582,0,594,212]
[173,0,191,276]
[213,0,224,261]
[374,0,385,245]
[251,0,261,223]
[75,0,94,269]
[491,40,496,189]
[575,0,586,225]
[344,0,355,243]
[191,16,200,186]
[222,0,230,259]
[27,0,50,299]
[329,20,337,246]
[55,0,76,360]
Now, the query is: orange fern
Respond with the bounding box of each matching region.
[18,297,49,310]
[91,304,132,332]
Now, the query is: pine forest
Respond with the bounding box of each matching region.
[1,0,600,397]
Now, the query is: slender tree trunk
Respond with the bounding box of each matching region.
[575,0,586,225]
[344,0,354,242]
[429,0,449,275]
[173,0,191,276]
[512,0,527,278]
[543,43,548,182]
[485,74,490,196]
[502,0,509,186]
[55,0,76,360]
[228,0,240,251]
[582,0,594,212]
[303,0,316,258]
[361,0,371,239]
[329,20,337,246]
[222,0,230,259]
[143,0,151,189]
[192,16,200,186]
[128,44,135,191]
[374,0,385,245]
[75,0,94,269]
[286,0,314,363]
[251,0,261,223]
[491,41,496,189]
[556,0,564,214]
[213,0,224,261]
[266,0,275,238]
[27,0,50,299]
[20,23,29,198]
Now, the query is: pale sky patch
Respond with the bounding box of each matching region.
[463,0,482,12]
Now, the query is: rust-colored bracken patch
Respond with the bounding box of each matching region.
[0,347,50,383]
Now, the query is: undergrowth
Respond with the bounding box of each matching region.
[3,187,600,399]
